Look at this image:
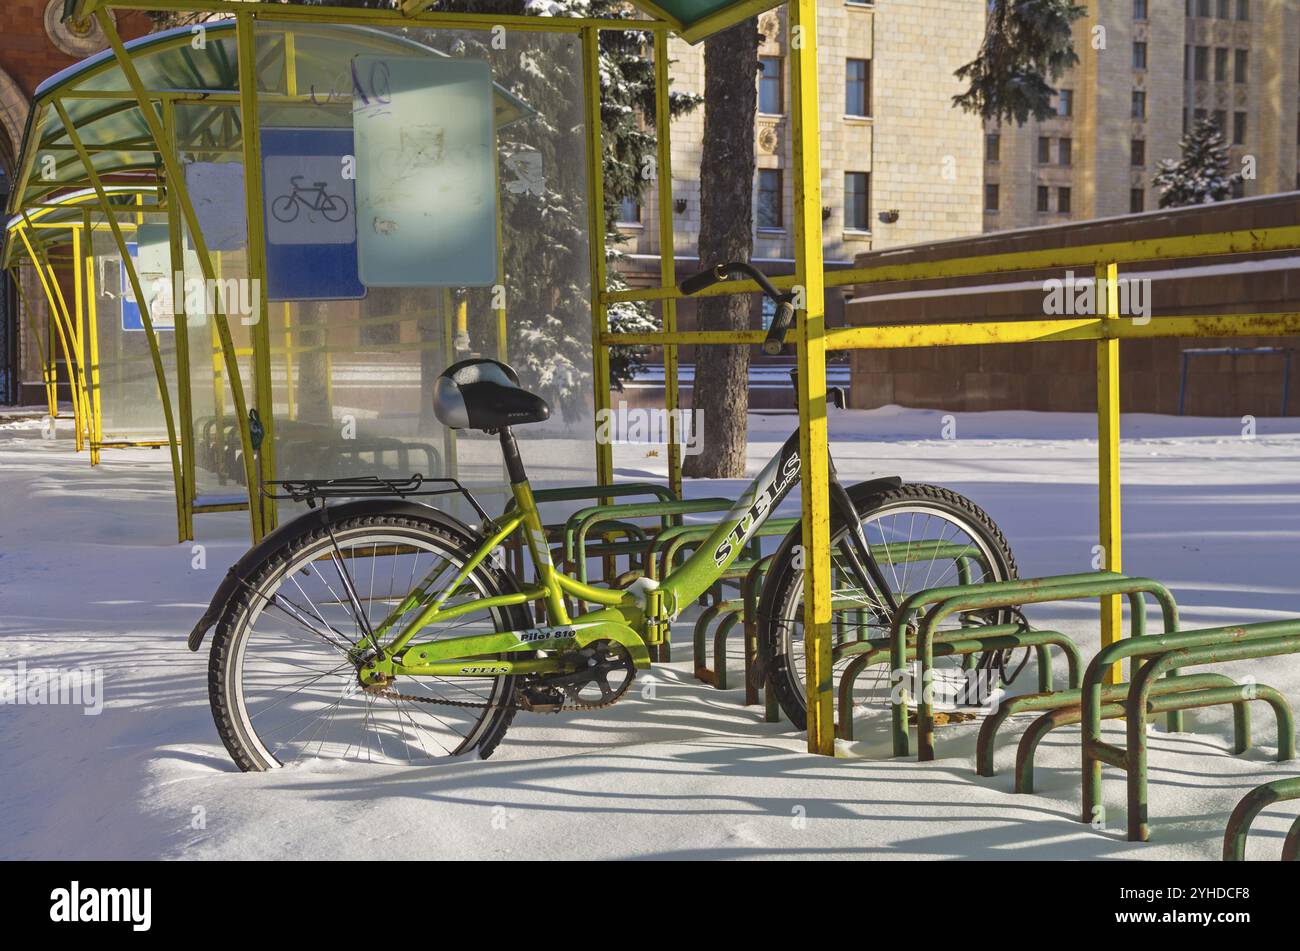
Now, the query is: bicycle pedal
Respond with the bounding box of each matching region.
[517,685,566,713]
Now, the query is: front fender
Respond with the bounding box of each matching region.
[186,499,485,652]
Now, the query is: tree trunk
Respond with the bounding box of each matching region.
[682,19,759,480]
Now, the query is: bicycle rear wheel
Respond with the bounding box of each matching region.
[208,513,528,770]
[758,482,1017,733]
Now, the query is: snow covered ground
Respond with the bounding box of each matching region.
[3,403,1300,860]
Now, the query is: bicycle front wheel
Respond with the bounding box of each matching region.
[758,482,1017,733]
[207,513,529,771]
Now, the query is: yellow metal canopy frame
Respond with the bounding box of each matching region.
[4,0,1296,756]
[4,186,173,468]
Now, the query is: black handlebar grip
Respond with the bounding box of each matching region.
[679,265,723,295]
[762,301,796,355]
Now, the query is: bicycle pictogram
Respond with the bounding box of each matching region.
[270,175,349,224]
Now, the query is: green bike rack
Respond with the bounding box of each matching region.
[505,482,681,587]
[975,671,1251,778]
[566,498,733,583]
[838,625,1082,742]
[1081,620,1300,841]
[1223,776,1300,861]
[893,572,1180,760]
[694,552,781,693]
[1017,676,1290,795]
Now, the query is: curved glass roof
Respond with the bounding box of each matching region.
[5,17,533,220]
[2,186,161,269]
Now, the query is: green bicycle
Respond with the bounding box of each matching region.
[189,262,1016,769]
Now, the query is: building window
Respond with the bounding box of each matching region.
[1131,188,1145,213]
[1214,47,1228,82]
[1233,111,1247,144]
[1134,0,1147,19]
[757,169,783,229]
[617,196,641,224]
[1131,139,1146,166]
[1182,107,1189,133]
[759,56,783,114]
[1235,49,1248,83]
[1058,137,1072,165]
[1213,109,1227,133]
[984,183,1000,212]
[1194,107,1208,123]
[985,132,1001,162]
[1217,0,1230,17]
[845,58,871,117]
[1132,90,1146,119]
[1133,42,1147,70]
[1056,89,1073,117]
[1058,187,1072,214]
[844,171,870,230]
[1038,136,1052,164]
[1037,185,1050,213]
[1193,46,1209,80]
[1237,0,1249,20]
[1197,0,1210,15]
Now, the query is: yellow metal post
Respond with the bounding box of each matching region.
[582,26,614,488]
[22,218,89,452]
[440,288,458,480]
[71,224,89,450]
[282,303,295,421]
[95,8,263,540]
[789,0,833,755]
[83,209,104,465]
[495,269,508,362]
[236,12,277,532]
[1096,262,1122,684]
[15,226,85,449]
[653,30,683,499]
[163,99,196,539]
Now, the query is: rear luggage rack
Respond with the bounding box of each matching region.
[262,474,491,522]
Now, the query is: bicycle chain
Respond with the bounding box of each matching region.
[374,645,635,715]
[375,686,620,714]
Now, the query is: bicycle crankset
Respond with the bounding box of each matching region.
[363,641,636,715]
[517,641,636,713]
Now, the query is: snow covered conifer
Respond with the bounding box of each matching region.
[1153,117,1244,208]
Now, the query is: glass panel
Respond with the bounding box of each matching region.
[250,21,596,514]
[88,212,179,444]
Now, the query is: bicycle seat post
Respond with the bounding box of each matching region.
[499,427,528,486]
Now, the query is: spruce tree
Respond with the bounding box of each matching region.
[1153,117,1244,208]
[953,0,1087,123]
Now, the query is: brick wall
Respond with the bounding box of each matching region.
[2,2,154,404]
[847,193,1300,416]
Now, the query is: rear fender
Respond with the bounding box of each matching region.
[187,499,489,651]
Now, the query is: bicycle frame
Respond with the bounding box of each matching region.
[358,429,874,687]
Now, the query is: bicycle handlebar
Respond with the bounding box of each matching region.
[677,261,796,355]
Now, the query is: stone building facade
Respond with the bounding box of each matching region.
[616,0,988,328]
[983,0,1300,231]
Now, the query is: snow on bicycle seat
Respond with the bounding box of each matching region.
[433,358,551,431]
